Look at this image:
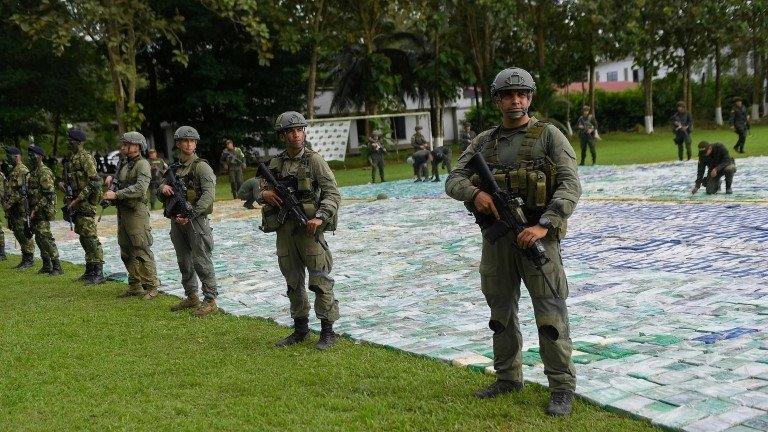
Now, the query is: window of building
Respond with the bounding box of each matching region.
[632,69,639,82]
[607,71,619,82]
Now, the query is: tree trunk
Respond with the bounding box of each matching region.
[146,54,165,154]
[306,0,325,119]
[752,44,761,119]
[588,63,596,115]
[105,23,126,134]
[52,113,61,157]
[643,66,654,133]
[564,80,572,136]
[714,42,723,125]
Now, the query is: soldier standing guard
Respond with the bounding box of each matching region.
[147,149,168,210]
[411,125,431,181]
[576,105,598,166]
[158,126,219,317]
[671,101,693,161]
[222,139,246,199]
[27,145,62,275]
[368,130,387,183]
[257,111,342,350]
[731,97,750,154]
[446,67,581,416]
[102,132,160,299]
[59,129,105,284]
[2,146,35,269]
[459,122,476,152]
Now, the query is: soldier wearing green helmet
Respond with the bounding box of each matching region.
[101,131,160,299]
[158,125,220,317]
[257,110,341,350]
[59,129,105,284]
[27,144,62,275]
[446,66,581,416]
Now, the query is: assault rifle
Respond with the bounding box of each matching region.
[20,174,32,237]
[162,162,199,234]
[466,152,559,299]
[61,162,76,231]
[254,156,311,233]
[97,157,122,222]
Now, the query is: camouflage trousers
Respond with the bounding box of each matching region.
[149,182,159,211]
[229,168,244,199]
[74,213,103,264]
[370,157,385,183]
[276,219,339,322]
[479,233,576,392]
[8,216,34,255]
[32,219,59,261]
[117,212,159,290]
[169,216,218,300]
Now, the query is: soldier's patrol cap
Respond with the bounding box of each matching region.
[28,144,46,157]
[67,129,87,142]
[148,148,157,154]
[733,96,743,103]
[415,125,423,130]
[4,146,20,156]
[698,141,710,150]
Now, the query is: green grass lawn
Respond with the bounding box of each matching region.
[0,258,660,432]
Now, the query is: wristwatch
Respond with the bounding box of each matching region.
[538,216,553,230]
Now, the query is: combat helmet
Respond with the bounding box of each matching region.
[121,131,148,153]
[274,111,308,132]
[174,126,200,141]
[491,67,537,98]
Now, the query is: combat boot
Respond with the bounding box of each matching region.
[142,287,158,300]
[49,259,63,276]
[474,380,524,398]
[118,285,145,298]
[275,317,310,347]
[194,298,218,317]
[16,253,34,270]
[171,294,200,312]
[85,262,105,284]
[316,319,337,350]
[546,391,574,417]
[37,257,52,274]
[726,188,733,194]
[78,263,93,281]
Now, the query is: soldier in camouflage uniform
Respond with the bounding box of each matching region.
[411,125,431,180]
[147,149,168,210]
[222,139,246,199]
[730,97,750,154]
[59,129,105,284]
[27,145,62,275]
[446,67,581,416]
[2,146,35,269]
[368,130,387,183]
[158,126,219,317]
[576,105,598,166]
[671,101,693,161]
[459,122,476,152]
[257,111,342,350]
[102,132,160,299]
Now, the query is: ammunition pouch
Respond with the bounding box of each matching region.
[469,158,555,216]
[259,204,281,233]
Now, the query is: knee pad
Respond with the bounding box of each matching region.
[488,320,506,335]
[539,325,560,341]
[308,285,323,294]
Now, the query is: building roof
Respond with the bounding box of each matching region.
[559,81,639,94]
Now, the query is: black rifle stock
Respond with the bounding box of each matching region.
[98,158,122,222]
[162,162,200,234]
[61,163,75,231]
[20,174,32,237]
[467,152,559,299]
[254,156,310,230]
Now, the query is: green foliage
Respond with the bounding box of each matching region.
[464,104,502,131]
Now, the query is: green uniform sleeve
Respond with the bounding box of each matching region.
[444,133,488,202]
[311,155,340,220]
[116,159,151,200]
[236,148,246,166]
[36,168,57,214]
[541,125,581,229]
[194,161,216,217]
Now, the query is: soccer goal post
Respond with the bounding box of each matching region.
[306,111,432,162]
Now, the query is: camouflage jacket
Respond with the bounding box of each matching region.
[411,132,428,150]
[115,155,151,210]
[222,147,246,169]
[149,158,168,184]
[29,160,57,220]
[3,162,30,213]
[67,147,102,204]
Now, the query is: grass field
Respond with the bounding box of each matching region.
[0,258,660,431]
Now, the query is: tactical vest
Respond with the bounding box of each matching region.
[263,149,337,232]
[176,158,213,215]
[470,121,557,220]
[116,157,147,208]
